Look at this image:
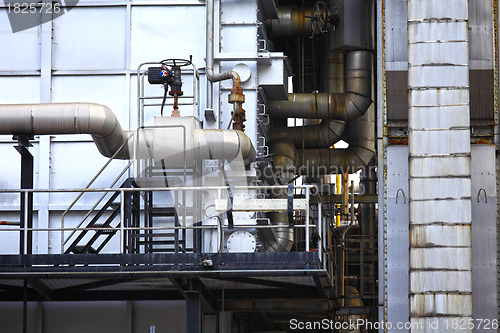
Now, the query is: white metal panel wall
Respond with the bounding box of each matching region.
[385,146,410,332]
[0,1,216,255]
[385,0,408,71]
[408,0,472,331]
[471,145,498,332]
[469,0,494,70]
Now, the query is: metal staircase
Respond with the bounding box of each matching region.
[65,190,122,254]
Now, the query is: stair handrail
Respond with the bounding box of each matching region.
[61,132,135,251]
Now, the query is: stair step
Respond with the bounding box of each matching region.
[138,240,186,245]
[92,224,117,234]
[149,248,179,253]
[147,207,176,216]
[109,203,120,209]
[130,232,177,238]
[72,246,98,254]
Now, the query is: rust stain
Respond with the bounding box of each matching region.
[388,138,408,145]
[472,138,493,144]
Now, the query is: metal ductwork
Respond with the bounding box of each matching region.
[0,103,256,167]
[269,7,313,37]
[269,119,346,148]
[268,139,296,252]
[0,103,131,159]
[196,129,256,167]
[295,105,375,175]
[265,38,374,253]
[268,51,372,122]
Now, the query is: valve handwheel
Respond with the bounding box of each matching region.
[160,58,192,68]
[311,1,329,36]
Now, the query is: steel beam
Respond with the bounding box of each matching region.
[185,291,203,333]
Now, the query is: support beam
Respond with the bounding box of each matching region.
[185,291,203,333]
[15,135,34,255]
[54,278,136,294]
[27,279,52,301]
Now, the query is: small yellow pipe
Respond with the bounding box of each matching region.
[336,174,341,227]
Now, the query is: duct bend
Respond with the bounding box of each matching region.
[195,129,256,167]
[268,51,372,122]
[269,119,346,148]
[0,103,130,159]
[296,105,375,175]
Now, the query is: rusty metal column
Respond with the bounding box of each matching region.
[408,0,472,331]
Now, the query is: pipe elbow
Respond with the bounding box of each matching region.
[344,93,372,122]
[235,130,256,167]
[78,103,129,159]
[85,103,120,137]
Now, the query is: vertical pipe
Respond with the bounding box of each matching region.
[318,202,322,262]
[120,191,125,254]
[305,187,310,252]
[336,174,341,227]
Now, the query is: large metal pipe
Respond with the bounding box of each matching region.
[0,103,130,159]
[269,7,313,37]
[268,51,372,122]
[269,119,346,148]
[295,105,375,175]
[0,103,256,167]
[268,139,296,252]
[195,129,256,166]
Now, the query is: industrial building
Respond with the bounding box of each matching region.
[0,0,497,332]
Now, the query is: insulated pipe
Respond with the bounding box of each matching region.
[295,105,375,175]
[195,129,256,167]
[0,103,256,167]
[269,7,313,37]
[268,139,296,252]
[0,103,130,159]
[268,51,372,122]
[269,119,346,148]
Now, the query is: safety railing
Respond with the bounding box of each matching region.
[60,133,136,252]
[0,185,331,270]
[136,61,200,127]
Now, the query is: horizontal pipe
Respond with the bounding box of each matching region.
[268,91,371,122]
[269,7,313,37]
[268,51,372,122]
[195,129,256,166]
[0,103,130,159]
[269,119,346,148]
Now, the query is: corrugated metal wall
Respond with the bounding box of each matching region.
[0,1,207,254]
[386,0,495,121]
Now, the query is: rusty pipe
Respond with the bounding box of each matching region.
[269,7,314,37]
[206,0,244,112]
[295,104,376,175]
[268,51,372,122]
[269,119,346,148]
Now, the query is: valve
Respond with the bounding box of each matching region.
[147,57,192,116]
